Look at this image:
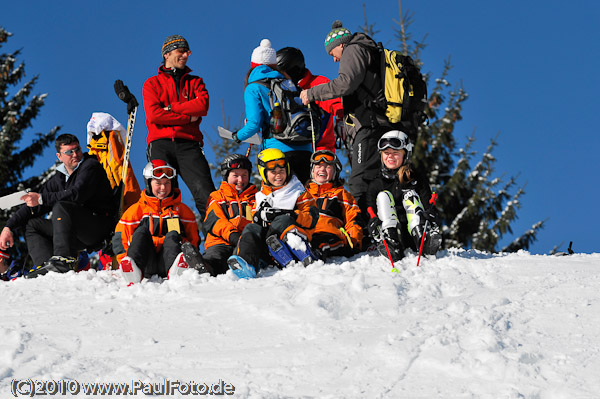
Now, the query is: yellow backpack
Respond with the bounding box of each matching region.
[380,47,428,127]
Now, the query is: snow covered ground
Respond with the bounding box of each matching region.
[1,249,599,398]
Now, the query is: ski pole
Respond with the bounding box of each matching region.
[417,192,438,267]
[308,103,316,153]
[340,227,353,249]
[246,143,252,158]
[367,207,396,271]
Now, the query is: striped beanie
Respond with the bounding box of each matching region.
[162,35,190,57]
[324,20,352,54]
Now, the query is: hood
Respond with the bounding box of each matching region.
[248,65,284,84]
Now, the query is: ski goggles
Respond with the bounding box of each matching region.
[60,146,83,156]
[223,158,252,172]
[377,137,406,151]
[259,158,286,171]
[310,151,337,165]
[150,165,177,179]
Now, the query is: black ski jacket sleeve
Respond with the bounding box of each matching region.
[5,154,115,230]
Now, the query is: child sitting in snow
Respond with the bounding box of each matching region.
[306,150,363,259]
[113,160,210,285]
[203,154,258,275]
[227,148,319,279]
[365,130,442,262]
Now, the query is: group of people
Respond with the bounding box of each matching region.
[0,20,442,282]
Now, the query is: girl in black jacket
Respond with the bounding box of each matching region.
[365,130,441,261]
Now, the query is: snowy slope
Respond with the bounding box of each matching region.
[1,250,599,398]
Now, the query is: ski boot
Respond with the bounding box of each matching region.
[412,221,442,255]
[378,227,404,262]
[120,256,143,286]
[182,242,213,276]
[25,256,78,279]
[266,235,295,268]
[168,252,190,279]
[227,255,257,279]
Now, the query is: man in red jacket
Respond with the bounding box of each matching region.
[142,34,215,224]
[276,47,343,153]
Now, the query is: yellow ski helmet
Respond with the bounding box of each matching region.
[257,148,290,185]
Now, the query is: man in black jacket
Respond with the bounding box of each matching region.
[0,134,116,277]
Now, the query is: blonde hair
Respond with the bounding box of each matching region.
[397,164,413,184]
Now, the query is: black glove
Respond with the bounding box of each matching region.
[114,80,139,114]
[421,208,438,224]
[232,131,241,144]
[229,231,241,246]
[367,217,382,240]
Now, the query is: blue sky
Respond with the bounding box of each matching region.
[3,0,599,254]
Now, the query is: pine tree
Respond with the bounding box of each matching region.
[386,4,545,252]
[0,27,60,264]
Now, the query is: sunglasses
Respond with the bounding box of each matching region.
[60,147,82,156]
[311,151,336,164]
[151,165,177,179]
[377,137,406,151]
[261,159,286,171]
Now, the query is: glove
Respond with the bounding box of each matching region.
[422,208,438,224]
[367,217,382,240]
[114,80,139,114]
[232,131,241,144]
[228,231,241,246]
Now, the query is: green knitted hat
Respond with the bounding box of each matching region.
[324,20,352,54]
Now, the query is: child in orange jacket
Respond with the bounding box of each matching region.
[227,149,318,279]
[113,160,208,285]
[203,155,257,275]
[306,150,363,259]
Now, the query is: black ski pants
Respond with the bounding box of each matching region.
[235,214,296,269]
[203,243,234,276]
[25,201,114,266]
[147,139,215,222]
[349,127,385,222]
[126,229,182,278]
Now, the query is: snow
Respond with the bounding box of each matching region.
[1,249,600,398]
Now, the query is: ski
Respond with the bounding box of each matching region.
[218,126,261,145]
[113,79,138,217]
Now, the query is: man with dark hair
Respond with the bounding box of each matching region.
[0,133,116,277]
[142,34,215,223]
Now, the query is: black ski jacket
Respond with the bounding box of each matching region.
[6,154,115,230]
[365,167,437,248]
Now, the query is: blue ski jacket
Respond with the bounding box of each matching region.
[236,65,312,153]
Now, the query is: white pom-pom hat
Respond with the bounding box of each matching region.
[251,39,277,67]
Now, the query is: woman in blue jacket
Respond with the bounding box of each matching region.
[232,39,313,184]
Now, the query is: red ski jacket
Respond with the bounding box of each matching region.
[142,66,209,145]
[298,69,343,152]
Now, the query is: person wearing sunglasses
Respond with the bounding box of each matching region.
[0,134,116,277]
[113,159,210,285]
[306,150,363,260]
[365,130,442,262]
[226,149,319,279]
[202,154,258,275]
[143,34,215,224]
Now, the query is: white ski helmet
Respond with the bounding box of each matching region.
[377,130,413,162]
